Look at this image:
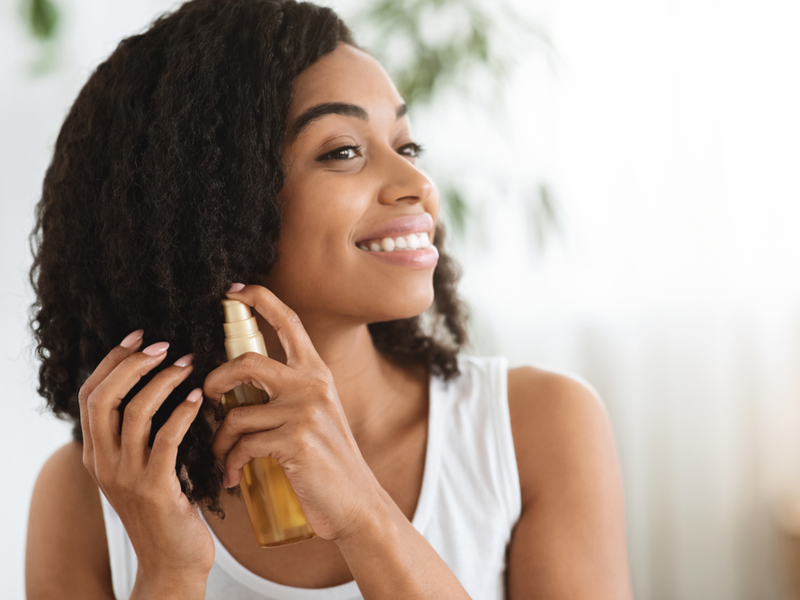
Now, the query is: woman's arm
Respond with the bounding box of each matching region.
[209,284,472,599]
[506,367,633,599]
[26,441,114,600]
[28,333,214,600]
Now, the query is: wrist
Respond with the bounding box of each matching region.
[333,486,404,552]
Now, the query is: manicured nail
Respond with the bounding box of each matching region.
[120,329,144,348]
[174,353,194,367]
[142,341,169,356]
[186,388,203,403]
[227,283,245,293]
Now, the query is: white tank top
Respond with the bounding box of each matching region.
[100,355,521,599]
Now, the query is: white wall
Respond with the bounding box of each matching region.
[3,0,800,598]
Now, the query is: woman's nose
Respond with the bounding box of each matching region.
[376,150,435,206]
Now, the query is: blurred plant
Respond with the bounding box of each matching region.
[19,0,60,74]
[351,0,560,250]
[21,0,59,40]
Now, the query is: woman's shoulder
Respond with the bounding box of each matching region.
[27,441,113,600]
[505,364,614,498]
[506,363,607,430]
[503,364,632,597]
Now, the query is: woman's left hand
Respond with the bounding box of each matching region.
[203,283,386,542]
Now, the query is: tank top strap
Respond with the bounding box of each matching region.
[425,355,521,524]
[99,491,138,600]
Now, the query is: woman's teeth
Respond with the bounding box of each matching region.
[359,232,431,252]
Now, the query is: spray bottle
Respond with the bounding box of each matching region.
[221,299,314,547]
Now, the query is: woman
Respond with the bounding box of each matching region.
[25,0,632,598]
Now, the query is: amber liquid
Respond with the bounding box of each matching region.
[222,384,315,547]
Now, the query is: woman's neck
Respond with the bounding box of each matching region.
[255,313,422,442]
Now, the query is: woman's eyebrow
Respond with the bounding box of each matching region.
[288,102,408,141]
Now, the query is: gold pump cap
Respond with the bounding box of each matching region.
[222,299,267,360]
[223,299,252,324]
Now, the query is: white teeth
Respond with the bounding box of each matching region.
[358,232,433,252]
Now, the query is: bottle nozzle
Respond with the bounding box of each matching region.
[222,299,252,324]
[222,299,267,359]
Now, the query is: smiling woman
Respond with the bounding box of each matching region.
[25,1,631,599]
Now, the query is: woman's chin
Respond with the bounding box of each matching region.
[370,296,435,324]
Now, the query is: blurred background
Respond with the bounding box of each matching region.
[2,0,800,598]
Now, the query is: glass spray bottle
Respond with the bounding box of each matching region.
[221,299,315,547]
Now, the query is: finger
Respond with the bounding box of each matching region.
[210,402,294,468]
[222,428,295,488]
[147,388,204,481]
[202,351,297,404]
[225,284,319,369]
[119,354,195,467]
[87,342,170,459]
[79,329,144,463]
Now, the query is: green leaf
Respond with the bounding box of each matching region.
[524,183,561,253]
[25,0,59,40]
[443,186,469,236]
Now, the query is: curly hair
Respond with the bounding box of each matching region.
[29,0,469,511]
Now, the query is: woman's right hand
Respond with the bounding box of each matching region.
[78,330,214,598]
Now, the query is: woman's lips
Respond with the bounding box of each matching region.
[362,245,439,269]
[354,213,434,245]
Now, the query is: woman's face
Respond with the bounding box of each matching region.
[264,43,440,326]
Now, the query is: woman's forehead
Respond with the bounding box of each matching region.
[289,44,403,123]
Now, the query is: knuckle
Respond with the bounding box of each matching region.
[86,388,102,412]
[239,433,256,455]
[309,378,334,404]
[285,309,301,326]
[155,427,181,448]
[122,403,144,423]
[135,355,155,376]
[313,377,331,395]
[301,401,323,424]
[236,434,261,461]
[78,384,90,406]
[293,422,314,448]
[225,406,247,432]
[239,352,261,372]
[145,371,186,403]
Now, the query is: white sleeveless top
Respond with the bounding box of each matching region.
[100,355,521,599]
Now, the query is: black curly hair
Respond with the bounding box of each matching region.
[29,0,468,511]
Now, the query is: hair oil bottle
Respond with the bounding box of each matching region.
[221,299,315,547]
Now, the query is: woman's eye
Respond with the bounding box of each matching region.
[398,142,424,158]
[318,145,362,161]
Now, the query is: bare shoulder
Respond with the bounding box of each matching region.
[506,366,612,501]
[505,366,632,599]
[26,441,114,600]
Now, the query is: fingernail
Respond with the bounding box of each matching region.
[120,329,144,348]
[174,353,194,367]
[186,388,203,403]
[142,341,169,356]
[215,459,226,474]
[227,283,245,293]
